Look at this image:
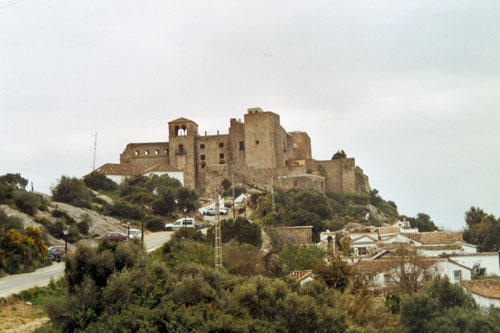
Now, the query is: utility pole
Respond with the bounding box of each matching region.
[232,171,235,219]
[271,176,275,213]
[92,132,97,170]
[214,187,223,271]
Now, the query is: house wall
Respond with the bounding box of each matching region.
[448,254,500,276]
[469,293,500,308]
[105,175,127,185]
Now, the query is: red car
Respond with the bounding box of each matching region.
[48,246,72,262]
[96,232,128,242]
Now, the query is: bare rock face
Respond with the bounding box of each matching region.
[51,202,125,235]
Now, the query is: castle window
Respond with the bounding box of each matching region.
[135,150,140,156]
[294,181,298,187]
[239,141,244,151]
[200,144,205,149]
[178,144,184,153]
[200,154,205,160]
[201,162,206,168]
[219,142,224,148]
[144,150,150,156]
[175,125,180,136]
[154,149,159,155]
[255,140,259,145]
[165,149,169,155]
[219,153,224,159]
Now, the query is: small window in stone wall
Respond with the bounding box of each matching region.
[294,181,298,186]
[135,150,140,156]
[200,144,205,149]
[219,142,224,148]
[179,144,184,153]
[165,149,169,155]
[239,141,244,151]
[201,162,206,168]
[145,150,149,156]
[200,154,205,160]
[255,140,259,145]
[155,149,159,155]
[219,153,224,159]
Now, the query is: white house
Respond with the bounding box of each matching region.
[447,252,500,277]
[461,280,500,308]
[91,162,184,186]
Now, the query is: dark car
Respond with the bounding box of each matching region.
[96,232,128,242]
[48,246,72,262]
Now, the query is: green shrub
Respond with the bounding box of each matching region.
[83,173,118,191]
[145,216,164,231]
[104,201,142,220]
[12,190,40,215]
[51,176,94,208]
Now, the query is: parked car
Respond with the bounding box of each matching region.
[204,206,229,216]
[165,218,206,231]
[96,232,128,242]
[48,246,72,262]
[127,228,142,239]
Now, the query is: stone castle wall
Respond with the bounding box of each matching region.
[100,108,370,196]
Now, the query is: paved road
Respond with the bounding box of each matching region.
[0,231,173,298]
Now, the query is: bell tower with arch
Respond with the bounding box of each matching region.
[168,118,199,189]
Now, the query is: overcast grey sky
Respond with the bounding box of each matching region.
[1,1,499,230]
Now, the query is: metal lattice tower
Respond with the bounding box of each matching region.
[214,191,223,271]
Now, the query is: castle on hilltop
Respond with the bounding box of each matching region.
[93,107,370,196]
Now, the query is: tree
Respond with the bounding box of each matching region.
[83,173,118,191]
[313,255,360,292]
[331,150,346,160]
[0,173,28,190]
[51,176,94,208]
[207,217,262,247]
[463,207,500,251]
[382,245,438,294]
[224,240,262,276]
[279,242,326,273]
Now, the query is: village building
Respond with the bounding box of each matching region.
[91,107,370,196]
[461,280,500,307]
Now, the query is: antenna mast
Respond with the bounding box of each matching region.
[92,132,97,170]
[215,187,223,271]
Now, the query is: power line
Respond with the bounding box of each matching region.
[0,0,25,11]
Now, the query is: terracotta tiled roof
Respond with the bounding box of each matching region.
[94,163,143,176]
[354,258,442,273]
[446,258,472,271]
[168,117,198,125]
[403,232,463,244]
[446,252,498,257]
[377,227,401,234]
[142,163,181,173]
[461,280,500,300]
[290,270,313,282]
[350,234,378,243]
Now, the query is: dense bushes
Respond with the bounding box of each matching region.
[45,238,399,332]
[400,276,500,332]
[0,212,51,275]
[206,217,262,247]
[83,173,118,191]
[51,176,94,208]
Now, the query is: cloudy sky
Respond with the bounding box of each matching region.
[1,1,499,230]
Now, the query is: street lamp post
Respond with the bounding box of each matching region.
[242,197,247,219]
[183,207,187,227]
[63,227,69,255]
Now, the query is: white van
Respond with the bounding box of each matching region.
[165,217,195,231]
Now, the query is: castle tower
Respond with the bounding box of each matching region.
[168,118,198,189]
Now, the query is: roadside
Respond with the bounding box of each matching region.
[0,231,174,299]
